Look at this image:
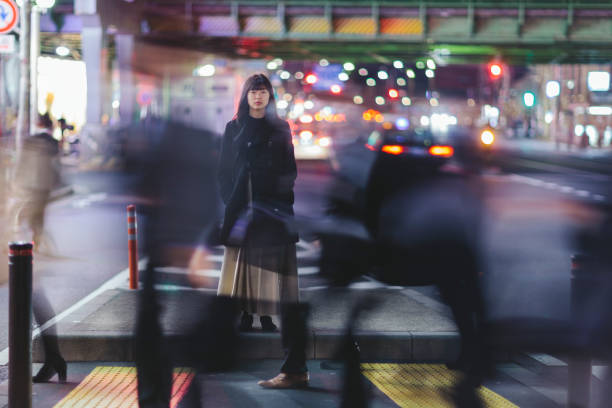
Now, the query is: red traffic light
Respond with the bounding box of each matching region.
[388,88,399,98]
[305,73,318,84]
[488,63,502,78]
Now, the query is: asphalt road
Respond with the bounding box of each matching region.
[0,148,610,358]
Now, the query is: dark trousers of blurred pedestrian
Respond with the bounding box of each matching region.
[32,288,67,382]
[279,302,309,374]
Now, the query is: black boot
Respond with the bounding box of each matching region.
[260,316,278,332]
[33,354,67,383]
[239,311,253,331]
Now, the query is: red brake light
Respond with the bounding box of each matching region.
[428,145,454,157]
[381,145,405,155]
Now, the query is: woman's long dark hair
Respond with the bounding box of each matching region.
[235,74,278,123]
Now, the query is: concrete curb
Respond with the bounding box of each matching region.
[34,331,460,363]
[32,286,462,363]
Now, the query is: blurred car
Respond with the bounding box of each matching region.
[292,125,332,160]
[446,125,497,172]
[364,126,454,169]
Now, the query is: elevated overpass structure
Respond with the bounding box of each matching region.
[40,0,612,64]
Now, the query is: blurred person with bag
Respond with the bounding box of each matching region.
[8,113,67,382]
[10,113,61,254]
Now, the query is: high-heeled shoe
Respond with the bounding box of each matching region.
[33,356,67,383]
[239,311,253,332]
[260,316,278,332]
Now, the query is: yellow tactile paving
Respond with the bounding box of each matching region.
[362,363,519,408]
[54,367,194,408]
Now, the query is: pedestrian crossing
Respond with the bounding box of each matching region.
[152,240,325,291]
[151,239,388,292]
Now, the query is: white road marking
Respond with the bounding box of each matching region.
[544,182,558,189]
[156,265,320,278]
[0,258,148,365]
[508,173,606,202]
[527,353,567,367]
[71,193,108,208]
[594,194,606,201]
[592,365,608,381]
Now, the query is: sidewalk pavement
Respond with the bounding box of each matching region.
[32,276,461,364]
[494,137,612,174]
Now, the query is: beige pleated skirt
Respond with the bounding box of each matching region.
[217,244,299,316]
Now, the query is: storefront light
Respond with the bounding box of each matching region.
[545,81,560,98]
[195,64,215,77]
[574,124,585,137]
[587,71,610,92]
[588,106,612,115]
[36,0,56,9]
[545,112,554,124]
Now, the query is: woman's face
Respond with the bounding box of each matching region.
[247,87,270,111]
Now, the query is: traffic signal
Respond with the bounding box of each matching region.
[522,91,536,108]
[488,62,503,79]
[388,88,399,99]
[305,73,318,84]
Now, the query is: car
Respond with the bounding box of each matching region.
[364,126,454,170]
[291,125,332,161]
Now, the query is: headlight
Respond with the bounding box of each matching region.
[480,130,495,146]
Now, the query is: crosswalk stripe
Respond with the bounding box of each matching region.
[156,266,320,277]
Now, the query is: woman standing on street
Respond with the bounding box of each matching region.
[217,73,300,334]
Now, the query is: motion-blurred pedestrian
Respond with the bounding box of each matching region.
[9,113,61,254]
[9,113,67,383]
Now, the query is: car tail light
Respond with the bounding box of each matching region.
[365,144,376,151]
[299,130,313,140]
[381,145,405,155]
[317,137,331,147]
[428,145,454,157]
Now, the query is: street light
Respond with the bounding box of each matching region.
[545,81,560,98]
[35,0,55,9]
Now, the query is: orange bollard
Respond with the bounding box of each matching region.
[127,205,138,289]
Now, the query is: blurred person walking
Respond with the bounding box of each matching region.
[9,113,61,254]
[9,113,66,382]
[216,73,308,388]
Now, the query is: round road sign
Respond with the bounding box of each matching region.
[0,0,18,34]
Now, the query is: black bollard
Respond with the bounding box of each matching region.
[8,242,33,408]
[568,254,594,408]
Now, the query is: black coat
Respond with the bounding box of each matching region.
[218,115,298,246]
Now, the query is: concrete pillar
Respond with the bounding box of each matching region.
[115,34,135,124]
[81,14,103,125]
